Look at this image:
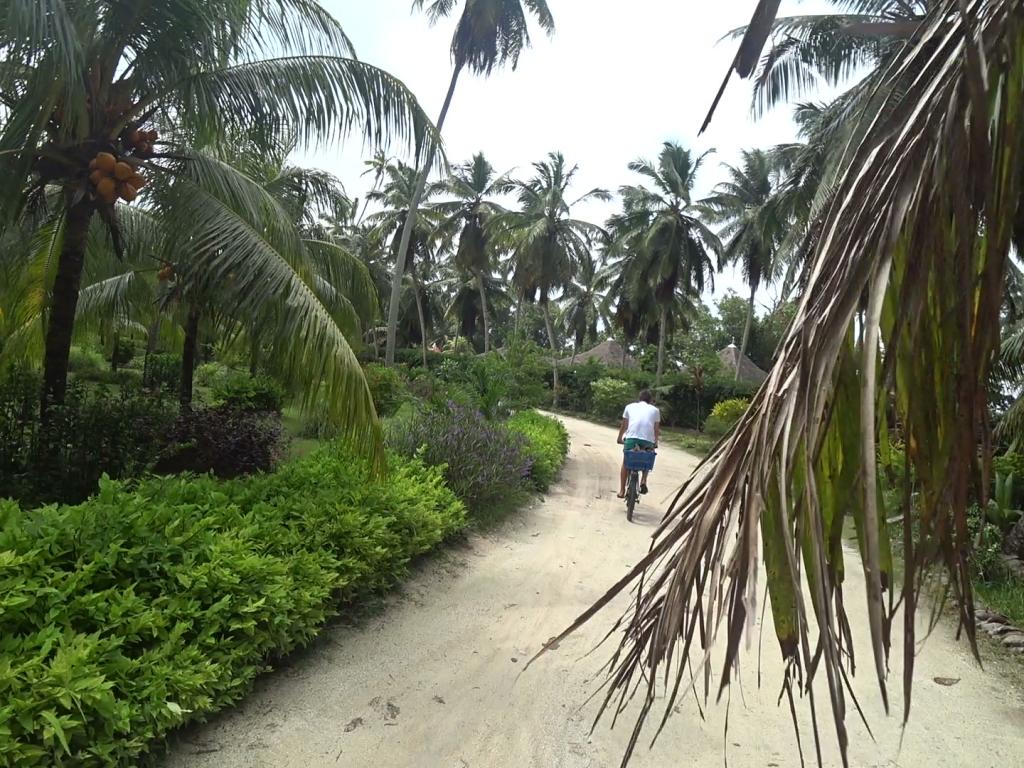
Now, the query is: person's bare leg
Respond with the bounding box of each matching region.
[618,462,627,497]
[641,470,649,493]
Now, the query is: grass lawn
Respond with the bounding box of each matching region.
[659,426,718,457]
[282,405,321,459]
[977,576,1024,627]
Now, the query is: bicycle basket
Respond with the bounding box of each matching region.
[624,450,656,472]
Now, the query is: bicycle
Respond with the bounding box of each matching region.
[622,447,656,522]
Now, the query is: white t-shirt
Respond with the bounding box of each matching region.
[622,401,660,443]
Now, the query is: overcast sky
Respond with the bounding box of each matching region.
[302,1,847,308]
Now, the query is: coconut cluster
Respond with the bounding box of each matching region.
[88,152,147,205]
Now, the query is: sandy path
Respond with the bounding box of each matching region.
[165,414,1024,768]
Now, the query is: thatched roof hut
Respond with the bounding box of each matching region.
[559,339,638,369]
[718,343,768,384]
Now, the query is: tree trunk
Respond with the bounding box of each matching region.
[737,282,757,381]
[385,64,463,366]
[249,333,259,377]
[412,275,429,368]
[656,304,668,388]
[542,302,560,408]
[477,270,491,354]
[180,307,200,407]
[513,295,523,344]
[41,197,95,416]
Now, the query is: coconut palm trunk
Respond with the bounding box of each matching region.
[179,307,200,407]
[737,282,757,380]
[656,304,668,387]
[542,300,560,407]
[477,270,491,353]
[40,199,95,416]
[412,275,429,368]
[385,64,463,366]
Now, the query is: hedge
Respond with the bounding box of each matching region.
[507,411,570,491]
[0,448,464,767]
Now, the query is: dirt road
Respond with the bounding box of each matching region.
[166,414,1024,768]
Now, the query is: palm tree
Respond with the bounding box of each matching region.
[434,153,513,353]
[607,143,719,386]
[384,0,556,365]
[495,152,608,405]
[368,160,445,366]
[559,252,610,362]
[551,3,1024,765]
[0,0,432,435]
[701,149,786,379]
[723,1,932,117]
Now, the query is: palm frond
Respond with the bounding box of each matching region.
[546,4,1024,767]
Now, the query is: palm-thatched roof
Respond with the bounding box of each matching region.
[717,343,767,383]
[560,339,637,369]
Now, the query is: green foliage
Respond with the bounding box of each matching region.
[986,472,1023,532]
[210,372,285,413]
[659,377,757,430]
[704,397,750,437]
[502,343,550,409]
[0,367,177,505]
[591,378,635,421]
[506,411,569,491]
[993,452,1024,482]
[0,448,464,767]
[386,402,532,522]
[194,362,229,388]
[558,359,607,413]
[143,353,181,391]
[67,347,107,376]
[363,363,408,418]
[155,407,287,479]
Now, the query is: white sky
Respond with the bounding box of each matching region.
[302,0,847,307]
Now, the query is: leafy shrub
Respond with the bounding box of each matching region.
[155,406,286,478]
[67,346,106,375]
[558,360,608,413]
[591,377,634,420]
[110,337,135,368]
[658,376,757,430]
[210,372,284,413]
[195,362,229,388]
[363,363,407,417]
[506,411,569,491]
[143,352,181,391]
[72,367,143,388]
[386,401,531,520]
[0,367,177,505]
[0,448,464,767]
[704,397,749,437]
[435,355,510,420]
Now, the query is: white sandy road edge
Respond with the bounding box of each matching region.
[165,414,1024,768]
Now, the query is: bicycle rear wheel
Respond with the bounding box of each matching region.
[625,471,638,522]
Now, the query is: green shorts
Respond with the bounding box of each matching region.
[623,438,655,452]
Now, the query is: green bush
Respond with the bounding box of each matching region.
[704,397,749,437]
[211,372,284,413]
[591,377,634,421]
[386,402,532,521]
[194,362,229,388]
[363,363,407,417]
[0,367,177,505]
[67,347,106,375]
[658,377,757,430]
[72,367,143,388]
[506,411,570,491]
[143,353,181,391]
[558,360,608,413]
[0,448,464,767]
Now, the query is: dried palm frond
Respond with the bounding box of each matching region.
[539,2,1024,766]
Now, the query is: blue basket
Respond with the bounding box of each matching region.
[624,450,656,472]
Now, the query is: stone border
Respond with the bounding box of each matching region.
[975,608,1024,654]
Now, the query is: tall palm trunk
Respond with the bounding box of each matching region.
[179,307,200,407]
[412,275,429,368]
[385,63,464,366]
[41,198,95,416]
[477,270,491,353]
[737,282,756,381]
[542,301,560,407]
[656,304,668,388]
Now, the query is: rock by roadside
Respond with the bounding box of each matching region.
[975,608,1024,655]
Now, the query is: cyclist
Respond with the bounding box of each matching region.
[616,389,660,498]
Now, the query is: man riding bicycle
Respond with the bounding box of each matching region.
[616,389,660,499]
